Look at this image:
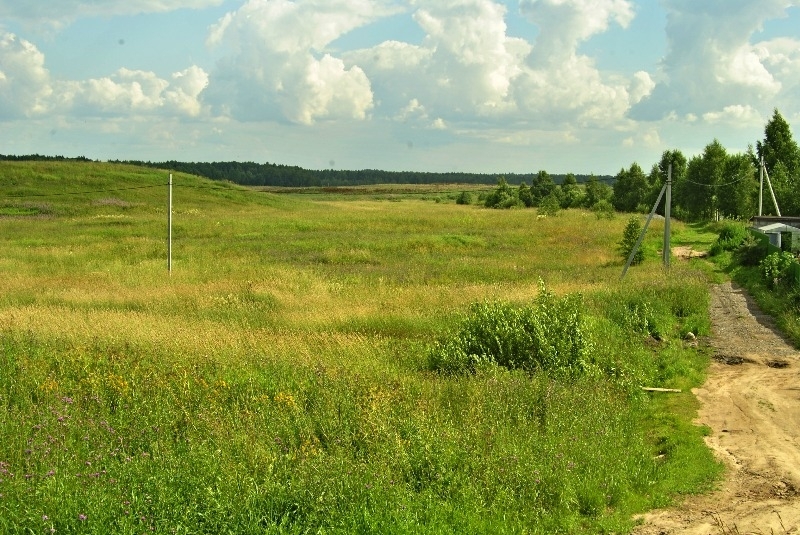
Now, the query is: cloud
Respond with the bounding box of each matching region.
[702,104,763,126]
[630,0,796,122]
[0,32,52,117]
[346,0,647,132]
[0,31,208,120]
[520,0,634,66]
[0,0,225,31]
[409,0,530,116]
[205,0,391,124]
[512,0,645,127]
[53,67,208,117]
[622,128,661,149]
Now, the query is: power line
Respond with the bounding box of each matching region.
[680,175,752,188]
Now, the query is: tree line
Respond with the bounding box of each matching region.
[113,161,606,189]
[611,109,800,220]
[0,153,606,189]
[481,109,800,221]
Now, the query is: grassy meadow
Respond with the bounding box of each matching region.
[0,161,722,533]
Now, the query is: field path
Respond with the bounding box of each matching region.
[633,281,800,534]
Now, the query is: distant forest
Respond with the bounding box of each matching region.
[0,154,611,188]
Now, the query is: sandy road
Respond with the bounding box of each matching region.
[633,281,800,534]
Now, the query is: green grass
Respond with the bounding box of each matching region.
[0,161,723,533]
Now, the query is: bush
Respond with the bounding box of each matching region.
[709,221,749,256]
[761,251,799,289]
[620,217,644,265]
[592,199,614,219]
[428,283,593,377]
[538,192,561,217]
[455,191,474,205]
[735,232,771,266]
[485,178,523,209]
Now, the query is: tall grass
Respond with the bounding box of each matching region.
[0,161,721,533]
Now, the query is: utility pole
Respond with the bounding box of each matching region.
[759,157,764,217]
[664,163,671,270]
[168,173,173,274]
[762,160,781,217]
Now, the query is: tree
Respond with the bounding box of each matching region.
[612,163,648,212]
[679,140,727,221]
[717,154,757,219]
[584,174,612,208]
[560,172,583,208]
[646,150,687,214]
[756,109,800,215]
[530,170,556,206]
[518,183,534,207]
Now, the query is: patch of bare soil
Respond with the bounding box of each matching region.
[673,246,708,260]
[633,281,800,534]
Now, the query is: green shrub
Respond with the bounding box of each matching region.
[455,191,474,205]
[484,178,522,209]
[620,217,644,265]
[708,221,749,256]
[735,232,771,266]
[761,251,799,289]
[538,192,561,217]
[428,283,593,376]
[592,199,614,219]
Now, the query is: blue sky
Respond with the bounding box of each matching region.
[1,0,799,176]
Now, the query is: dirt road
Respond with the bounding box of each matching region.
[633,281,800,534]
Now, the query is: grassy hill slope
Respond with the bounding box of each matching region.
[0,160,720,534]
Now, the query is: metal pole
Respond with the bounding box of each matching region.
[168,173,173,273]
[664,163,671,271]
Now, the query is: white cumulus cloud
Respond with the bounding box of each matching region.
[56,67,208,117]
[631,0,796,122]
[0,31,53,117]
[205,0,389,124]
[347,0,647,132]
[0,0,225,32]
[702,104,763,126]
[520,0,634,66]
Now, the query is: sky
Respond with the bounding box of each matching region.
[1,0,799,176]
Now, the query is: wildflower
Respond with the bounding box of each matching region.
[42,515,49,521]
[61,396,74,404]
[78,514,87,521]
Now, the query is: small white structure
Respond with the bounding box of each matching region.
[750,216,800,250]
